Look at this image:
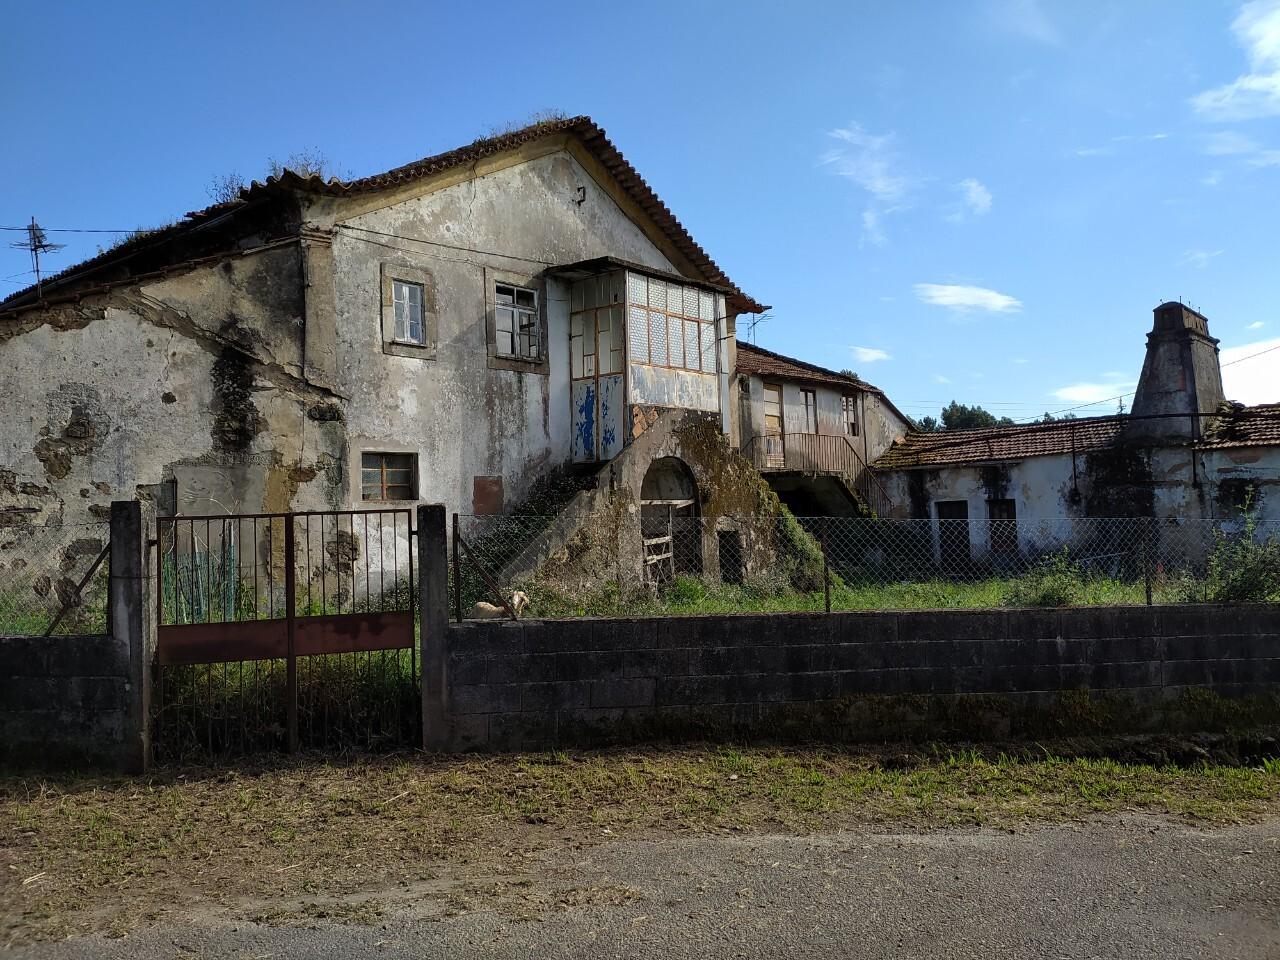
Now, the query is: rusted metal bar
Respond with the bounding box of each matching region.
[285,515,298,753]
[42,541,110,638]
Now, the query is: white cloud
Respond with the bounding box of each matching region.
[1051,380,1138,404]
[851,345,891,363]
[822,123,912,202]
[958,178,992,216]
[915,283,1022,313]
[1247,320,1266,329]
[1203,130,1261,155]
[1011,357,1029,364]
[822,122,918,246]
[1203,170,1224,187]
[1221,336,1280,403]
[860,209,887,247]
[1179,249,1225,268]
[934,374,951,384]
[1074,146,1115,157]
[990,0,1060,44]
[1191,0,1280,121]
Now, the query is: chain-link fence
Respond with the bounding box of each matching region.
[450,513,1280,618]
[0,520,111,636]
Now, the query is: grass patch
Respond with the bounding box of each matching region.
[2,745,1277,944]
[524,572,1153,618]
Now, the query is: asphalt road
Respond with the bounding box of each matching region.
[13,815,1280,959]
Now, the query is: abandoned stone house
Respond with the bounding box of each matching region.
[872,301,1280,561]
[0,116,907,589]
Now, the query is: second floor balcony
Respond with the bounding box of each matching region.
[740,431,891,517]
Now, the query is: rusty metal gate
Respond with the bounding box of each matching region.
[154,510,417,760]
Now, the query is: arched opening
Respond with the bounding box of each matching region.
[640,457,701,582]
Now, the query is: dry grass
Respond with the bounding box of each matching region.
[2,746,1278,945]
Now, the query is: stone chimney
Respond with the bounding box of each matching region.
[1126,301,1225,443]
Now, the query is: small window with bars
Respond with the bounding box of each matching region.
[360,452,417,501]
[391,279,425,345]
[495,283,540,360]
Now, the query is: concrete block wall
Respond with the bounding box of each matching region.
[440,605,1280,751]
[0,634,134,768]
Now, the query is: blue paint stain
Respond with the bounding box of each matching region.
[576,384,596,458]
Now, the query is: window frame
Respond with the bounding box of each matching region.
[359,450,419,503]
[801,389,819,434]
[842,394,860,437]
[627,272,720,376]
[391,278,426,346]
[484,267,549,374]
[379,262,438,360]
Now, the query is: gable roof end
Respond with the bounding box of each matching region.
[1,116,765,315]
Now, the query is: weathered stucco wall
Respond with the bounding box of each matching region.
[327,149,687,514]
[0,245,345,528]
[878,443,1280,527]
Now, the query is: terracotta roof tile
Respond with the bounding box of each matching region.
[3,116,765,315]
[873,416,1127,469]
[1201,403,1280,449]
[735,341,875,391]
[873,404,1280,470]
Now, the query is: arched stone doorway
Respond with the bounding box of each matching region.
[640,457,701,581]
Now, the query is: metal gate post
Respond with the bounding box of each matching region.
[284,515,298,752]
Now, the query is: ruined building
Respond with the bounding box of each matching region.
[1,116,906,589]
[872,302,1280,555]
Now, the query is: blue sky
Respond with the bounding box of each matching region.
[4,0,1279,420]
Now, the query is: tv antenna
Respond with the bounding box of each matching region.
[9,217,64,300]
[742,310,771,344]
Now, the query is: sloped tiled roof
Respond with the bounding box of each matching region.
[873,403,1280,470]
[2,116,765,315]
[873,416,1128,469]
[1200,403,1280,449]
[736,341,876,391]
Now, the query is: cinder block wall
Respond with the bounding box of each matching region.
[442,605,1280,751]
[0,634,134,769]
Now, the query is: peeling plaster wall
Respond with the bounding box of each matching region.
[878,443,1280,530]
[0,245,344,527]
[328,149,684,514]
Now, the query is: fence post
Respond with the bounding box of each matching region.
[418,504,451,751]
[1141,517,1154,606]
[821,518,832,614]
[109,501,150,773]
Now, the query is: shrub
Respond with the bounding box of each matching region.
[663,575,707,606]
[1189,512,1280,603]
[1003,550,1084,608]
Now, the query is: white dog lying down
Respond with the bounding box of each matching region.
[470,590,529,620]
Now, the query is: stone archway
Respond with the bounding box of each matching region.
[640,457,701,581]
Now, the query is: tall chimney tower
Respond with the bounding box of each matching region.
[1126,302,1225,442]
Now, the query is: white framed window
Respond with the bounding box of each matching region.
[495,283,540,360]
[392,279,425,345]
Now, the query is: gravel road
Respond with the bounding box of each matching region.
[12,815,1279,959]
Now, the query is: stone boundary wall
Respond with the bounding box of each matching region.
[0,634,134,768]
[0,502,149,772]
[441,605,1280,751]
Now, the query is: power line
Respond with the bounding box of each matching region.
[0,225,134,234]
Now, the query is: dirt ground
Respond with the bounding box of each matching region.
[2,744,1278,950]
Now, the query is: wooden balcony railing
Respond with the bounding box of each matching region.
[740,431,892,518]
